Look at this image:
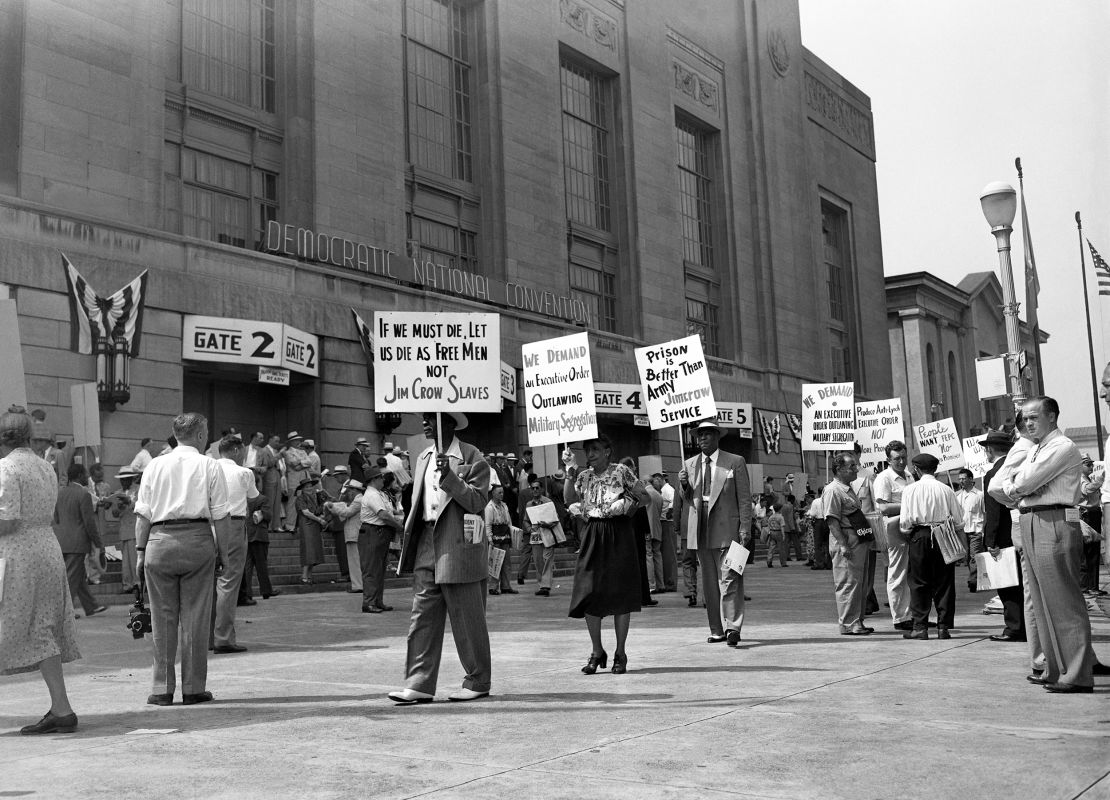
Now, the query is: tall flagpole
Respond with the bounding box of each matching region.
[1015,158,1045,393]
[1076,211,1105,461]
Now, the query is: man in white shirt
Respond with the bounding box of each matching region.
[129,438,156,472]
[658,472,678,592]
[955,468,984,592]
[134,413,231,706]
[303,439,322,476]
[873,440,914,630]
[899,453,963,640]
[244,431,264,472]
[211,435,259,654]
[384,445,412,488]
[990,396,1095,693]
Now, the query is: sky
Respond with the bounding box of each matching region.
[798,0,1110,433]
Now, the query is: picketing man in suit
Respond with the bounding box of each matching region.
[980,429,1025,642]
[388,411,492,705]
[677,419,752,647]
[53,462,106,618]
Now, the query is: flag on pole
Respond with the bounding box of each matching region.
[62,254,148,356]
[351,308,374,384]
[1089,240,1110,296]
[1018,181,1040,332]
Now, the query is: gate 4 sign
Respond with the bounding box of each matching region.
[594,383,645,415]
[182,316,319,377]
[374,311,501,413]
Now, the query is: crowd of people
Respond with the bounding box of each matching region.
[2,386,1107,733]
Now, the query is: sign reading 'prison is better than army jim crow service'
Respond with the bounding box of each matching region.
[373,312,501,413]
[634,335,716,430]
[521,332,598,448]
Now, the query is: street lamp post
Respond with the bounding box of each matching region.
[979,182,1025,410]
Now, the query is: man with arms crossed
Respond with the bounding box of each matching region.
[873,440,914,631]
[678,420,752,647]
[824,452,872,636]
[388,412,491,704]
[135,413,231,706]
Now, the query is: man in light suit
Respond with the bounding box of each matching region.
[388,411,492,705]
[677,419,752,647]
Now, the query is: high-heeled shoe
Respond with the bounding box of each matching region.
[611,652,628,674]
[581,650,607,674]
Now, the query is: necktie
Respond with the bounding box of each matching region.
[702,456,712,499]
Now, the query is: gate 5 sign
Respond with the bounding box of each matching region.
[182,315,320,377]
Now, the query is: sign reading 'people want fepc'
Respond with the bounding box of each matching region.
[521,332,597,447]
[801,382,855,450]
[373,311,500,413]
[634,335,716,430]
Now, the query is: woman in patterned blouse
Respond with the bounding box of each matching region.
[563,433,642,675]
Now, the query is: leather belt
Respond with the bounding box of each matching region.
[151,517,209,527]
[1019,504,1073,514]
[229,515,246,520]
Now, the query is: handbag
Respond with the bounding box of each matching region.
[846,508,874,540]
[930,519,967,565]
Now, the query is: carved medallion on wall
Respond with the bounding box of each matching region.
[560,0,617,52]
[767,28,790,77]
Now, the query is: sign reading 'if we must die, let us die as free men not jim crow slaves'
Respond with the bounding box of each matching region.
[373,312,501,413]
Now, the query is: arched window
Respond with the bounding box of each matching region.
[926,344,937,410]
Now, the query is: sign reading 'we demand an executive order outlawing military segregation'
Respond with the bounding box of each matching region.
[373,311,501,413]
[521,332,598,447]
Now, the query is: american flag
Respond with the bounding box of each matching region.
[1089,240,1110,297]
[351,308,374,384]
[62,254,148,355]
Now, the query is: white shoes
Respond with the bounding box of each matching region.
[387,688,434,705]
[447,688,489,702]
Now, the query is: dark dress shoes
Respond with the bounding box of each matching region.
[989,632,1026,642]
[937,627,952,640]
[237,598,257,606]
[363,605,383,613]
[87,606,108,616]
[182,691,214,705]
[535,587,550,596]
[146,693,174,706]
[262,589,282,599]
[213,644,248,653]
[375,604,394,612]
[1043,682,1093,694]
[726,631,741,647]
[1091,662,1110,676]
[707,634,727,643]
[893,621,914,631]
[489,588,501,595]
[643,599,659,606]
[687,597,698,607]
[20,711,78,735]
[1026,673,1047,685]
[902,629,928,640]
[611,652,628,674]
[582,651,608,674]
[502,588,519,594]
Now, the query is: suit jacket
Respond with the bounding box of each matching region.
[677,448,752,550]
[53,483,102,553]
[982,458,1012,550]
[399,438,490,584]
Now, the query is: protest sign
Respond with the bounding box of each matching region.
[374,312,500,413]
[854,399,903,468]
[634,335,716,430]
[962,435,991,478]
[913,417,964,471]
[521,332,597,447]
[801,382,855,450]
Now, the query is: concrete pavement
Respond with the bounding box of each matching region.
[3,561,1109,800]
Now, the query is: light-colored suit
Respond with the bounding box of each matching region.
[398,437,491,695]
[677,449,752,636]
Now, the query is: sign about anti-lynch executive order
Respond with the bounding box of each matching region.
[521,332,597,447]
[374,311,500,413]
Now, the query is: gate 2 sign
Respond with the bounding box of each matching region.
[182,315,320,377]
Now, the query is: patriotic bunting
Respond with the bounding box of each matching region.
[785,413,803,440]
[351,308,375,383]
[757,410,781,455]
[62,254,148,356]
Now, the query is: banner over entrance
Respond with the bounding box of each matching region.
[373,312,500,413]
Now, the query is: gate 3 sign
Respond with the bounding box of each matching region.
[182,315,319,377]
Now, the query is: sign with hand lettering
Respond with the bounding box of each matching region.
[634,335,716,430]
[914,417,965,471]
[801,383,855,450]
[521,332,598,447]
[374,312,500,412]
[854,399,903,467]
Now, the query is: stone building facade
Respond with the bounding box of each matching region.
[0,0,889,482]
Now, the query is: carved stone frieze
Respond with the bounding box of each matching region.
[766,28,790,77]
[673,60,719,114]
[560,0,617,52]
[804,72,874,157]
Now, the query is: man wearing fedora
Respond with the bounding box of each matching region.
[358,465,404,612]
[326,476,366,595]
[676,419,752,647]
[281,432,311,532]
[389,411,492,704]
[349,437,372,483]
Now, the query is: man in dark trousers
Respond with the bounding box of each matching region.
[980,430,1024,642]
[53,463,106,617]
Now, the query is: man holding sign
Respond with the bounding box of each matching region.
[677,420,752,647]
[387,412,492,705]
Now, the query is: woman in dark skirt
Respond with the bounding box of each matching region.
[564,434,641,675]
[294,475,326,584]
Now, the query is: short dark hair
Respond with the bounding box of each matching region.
[1025,395,1060,418]
[527,473,541,486]
[885,440,907,458]
[67,462,87,482]
[218,435,244,455]
[957,468,973,480]
[831,452,856,472]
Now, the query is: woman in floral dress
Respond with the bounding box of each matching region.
[0,406,81,734]
[563,433,641,675]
